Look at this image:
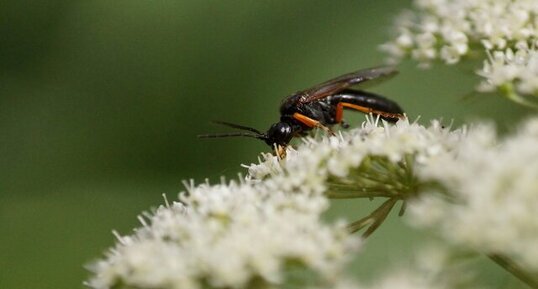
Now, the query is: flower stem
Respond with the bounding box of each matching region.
[347,197,398,238]
[488,254,538,289]
[500,83,538,109]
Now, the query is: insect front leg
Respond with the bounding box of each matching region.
[271,143,287,159]
[292,113,335,136]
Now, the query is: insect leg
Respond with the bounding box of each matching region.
[335,102,404,122]
[292,113,335,136]
[274,144,287,159]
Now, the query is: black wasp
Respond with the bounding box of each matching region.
[199,66,404,154]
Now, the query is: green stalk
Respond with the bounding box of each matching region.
[347,197,398,238]
[500,83,538,109]
[488,254,538,289]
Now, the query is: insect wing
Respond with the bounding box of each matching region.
[300,66,398,104]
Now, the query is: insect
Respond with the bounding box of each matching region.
[199,66,404,153]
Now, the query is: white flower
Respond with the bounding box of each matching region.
[477,46,538,97]
[382,0,538,106]
[86,180,359,289]
[247,117,464,199]
[383,0,538,65]
[408,117,538,271]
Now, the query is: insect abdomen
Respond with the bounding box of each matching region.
[329,89,404,122]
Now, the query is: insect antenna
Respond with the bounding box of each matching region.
[197,132,266,140]
[211,120,264,135]
[198,120,267,140]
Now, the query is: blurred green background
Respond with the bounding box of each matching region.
[1,1,532,288]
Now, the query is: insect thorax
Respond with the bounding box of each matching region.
[279,93,304,115]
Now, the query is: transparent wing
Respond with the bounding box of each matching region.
[299,66,398,104]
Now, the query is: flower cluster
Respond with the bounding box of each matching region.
[247,117,464,199]
[87,117,466,289]
[477,45,538,107]
[409,117,538,272]
[87,115,538,288]
[382,0,538,66]
[382,0,538,106]
[249,115,538,283]
[86,180,359,289]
